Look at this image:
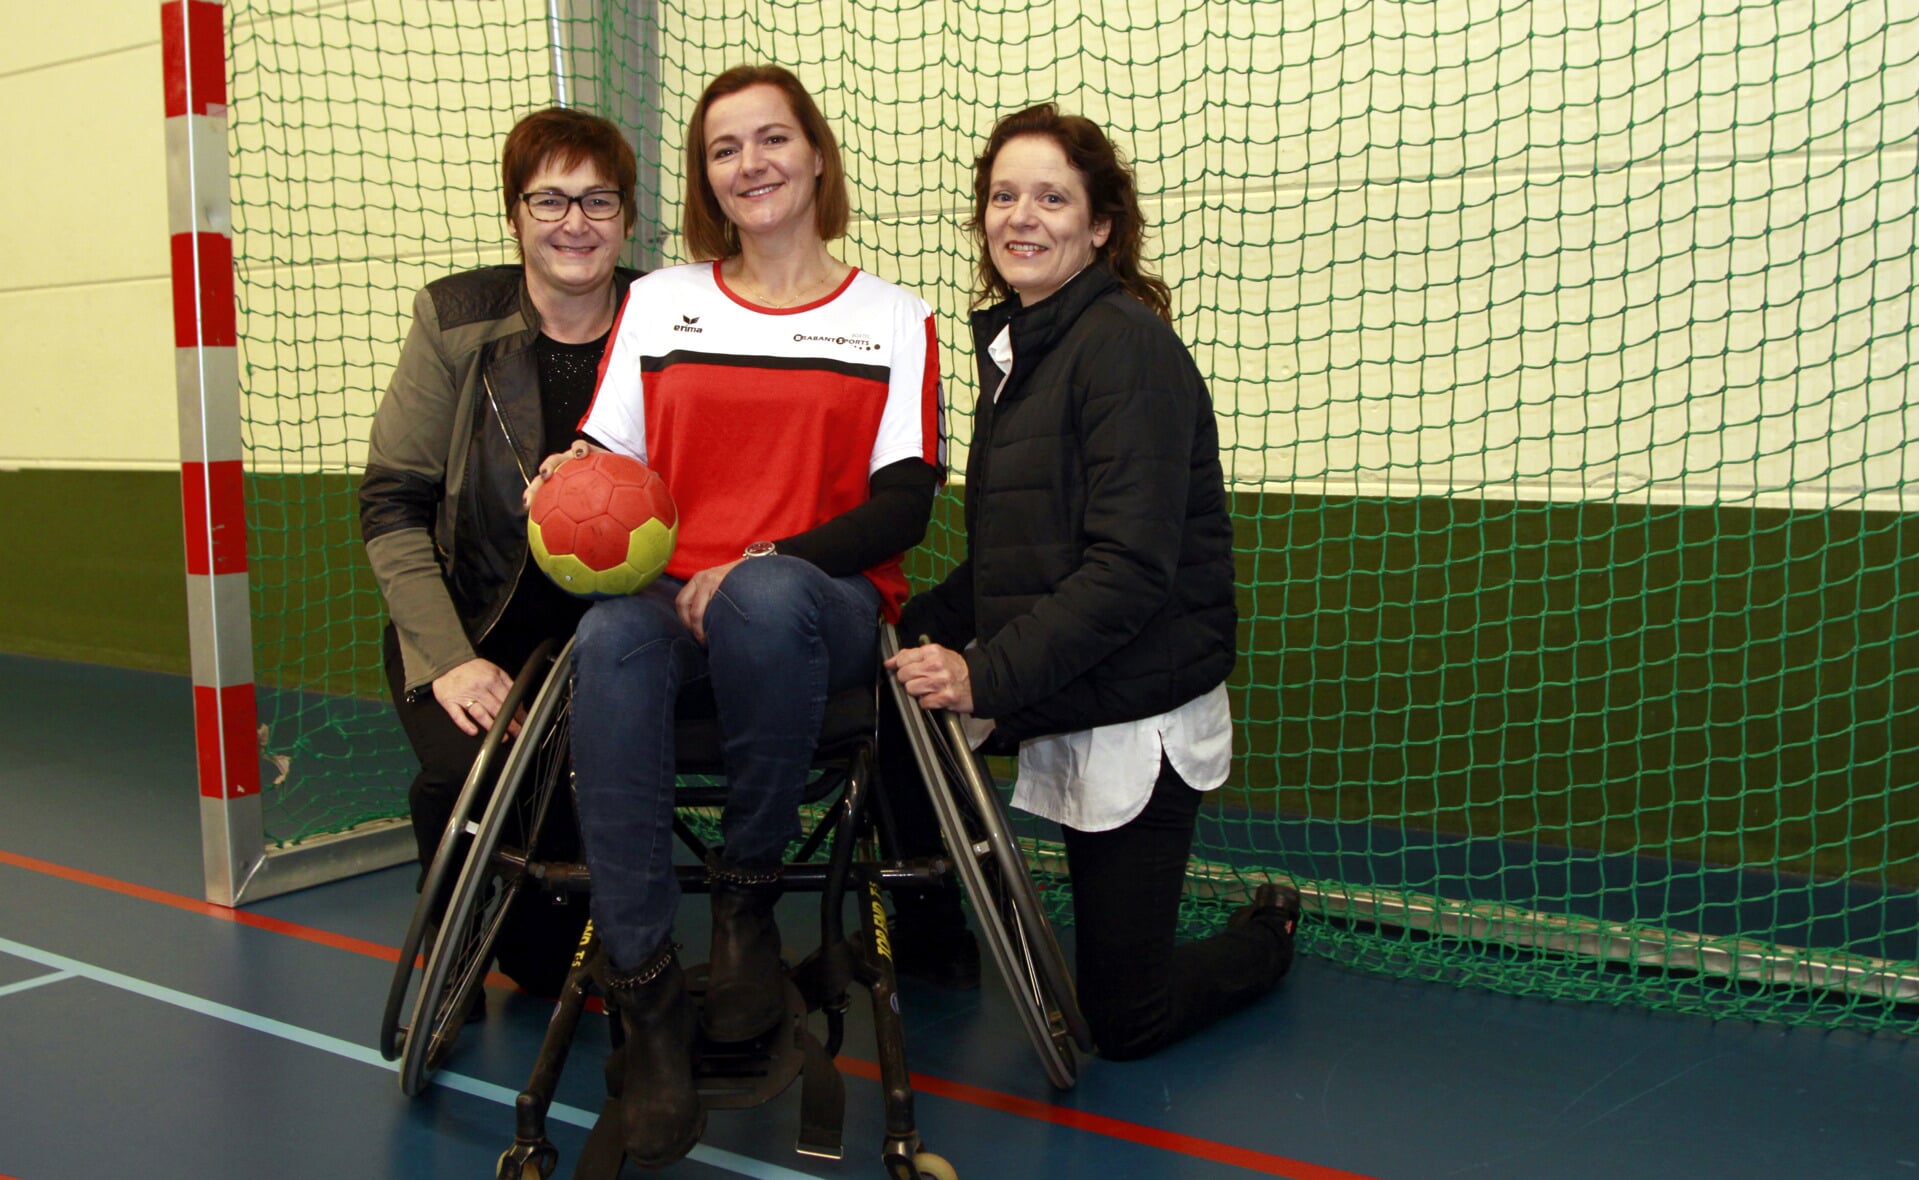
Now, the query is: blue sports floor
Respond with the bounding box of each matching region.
[2,651,1915,1179]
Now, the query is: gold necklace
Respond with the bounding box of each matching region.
[734,265,843,309]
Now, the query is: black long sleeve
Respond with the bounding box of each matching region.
[772,457,940,577]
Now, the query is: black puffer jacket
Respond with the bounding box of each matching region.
[900,263,1236,742]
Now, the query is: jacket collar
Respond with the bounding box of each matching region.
[970,261,1121,362]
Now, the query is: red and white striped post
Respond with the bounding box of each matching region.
[164,0,259,906]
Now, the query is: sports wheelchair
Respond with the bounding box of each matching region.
[380,622,1092,1179]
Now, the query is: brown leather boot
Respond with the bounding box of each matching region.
[600,940,704,1168]
[701,857,786,1042]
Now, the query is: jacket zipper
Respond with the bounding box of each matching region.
[469,368,535,652]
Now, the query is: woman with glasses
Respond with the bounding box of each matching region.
[524,65,941,1168]
[359,107,640,1001]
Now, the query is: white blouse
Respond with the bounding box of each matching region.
[1006,683,1233,832]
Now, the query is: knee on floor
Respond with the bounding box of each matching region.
[1081,994,1176,1062]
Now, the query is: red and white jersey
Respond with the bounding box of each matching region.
[580,260,942,614]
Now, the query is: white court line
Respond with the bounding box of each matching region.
[0,968,73,998]
[0,935,825,1180]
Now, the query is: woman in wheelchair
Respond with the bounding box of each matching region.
[360,108,641,999]
[523,65,942,1168]
[886,104,1303,1063]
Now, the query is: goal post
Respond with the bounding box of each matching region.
[175,1,671,905]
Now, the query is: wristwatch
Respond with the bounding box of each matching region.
[743,541,778,558]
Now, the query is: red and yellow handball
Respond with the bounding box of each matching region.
[527,451,678,598]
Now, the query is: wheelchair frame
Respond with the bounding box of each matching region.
[380,624,1090,1179]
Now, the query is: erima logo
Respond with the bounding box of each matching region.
[793,331,880,352]
[673,315,703,334]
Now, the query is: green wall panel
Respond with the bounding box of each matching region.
[0,470,190,672]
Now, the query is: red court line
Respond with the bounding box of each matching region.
[0,848,520,989]
[0,848,1379,1180]
[0,848,402,962]
[839,1058,1377,1179]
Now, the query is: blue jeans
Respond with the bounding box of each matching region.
[569,556,883,972]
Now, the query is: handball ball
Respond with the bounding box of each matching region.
[527,451,678,598]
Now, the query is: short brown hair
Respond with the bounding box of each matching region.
[501,107,639,237]
[681,66,849,261]
[966,104,1172,322]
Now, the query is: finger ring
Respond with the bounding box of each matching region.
[461,700,476,709]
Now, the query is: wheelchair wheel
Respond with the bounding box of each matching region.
[396,637,578,1097]
[380,639,560,1064]
[881,628,1092,1090]
[913,1152,958,1180]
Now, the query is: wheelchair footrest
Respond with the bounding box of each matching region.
[572,1104,626,1180]
[794,1019,845,1160]
[570,964,849,1176]
[684,968,810,1109]
[683,994,845,1160]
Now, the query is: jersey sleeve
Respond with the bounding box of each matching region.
[867,289,943,475]
[577,284,650,460]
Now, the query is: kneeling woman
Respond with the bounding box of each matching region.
[888,104,1299,1062]
[529,67,941,1166]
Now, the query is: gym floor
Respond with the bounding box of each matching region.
[2,651,1914,1180]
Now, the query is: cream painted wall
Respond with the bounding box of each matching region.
[0,0,176,470]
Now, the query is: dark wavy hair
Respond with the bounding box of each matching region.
[681,65,849,261]
[965,103,1172,323]
[501,107,639,238]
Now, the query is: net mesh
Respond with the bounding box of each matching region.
[226,0,1919,1031]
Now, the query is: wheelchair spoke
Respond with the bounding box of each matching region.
[384,641,565,1072]
[880,625,1085,1089]
[399,639,577,1097]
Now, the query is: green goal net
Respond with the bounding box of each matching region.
[226,0,1919,1032]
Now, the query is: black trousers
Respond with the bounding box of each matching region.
[1060,756,1287,1060]
[879,699,1286,1061]
[382,622,587,998]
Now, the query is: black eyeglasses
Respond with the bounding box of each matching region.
[518,190,624,222]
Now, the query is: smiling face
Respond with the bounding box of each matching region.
[982,133,1112,308]
[509,154,630,303]
[701,83,824,244]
